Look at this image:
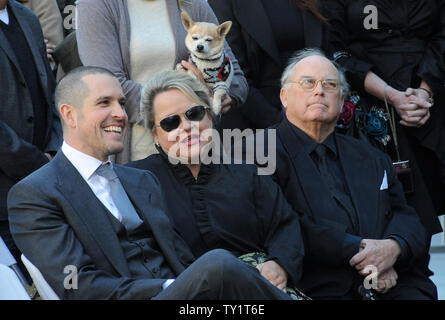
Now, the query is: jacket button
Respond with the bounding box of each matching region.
[152,267,159,274]
[27,116,34,123]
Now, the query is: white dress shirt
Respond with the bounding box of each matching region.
[127,0,175,161]
[61,141,123,222]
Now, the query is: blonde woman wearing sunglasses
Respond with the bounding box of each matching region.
[127,70,308,299]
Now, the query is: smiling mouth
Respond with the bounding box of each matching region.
[103,126,123,134]
[181,135,200,145]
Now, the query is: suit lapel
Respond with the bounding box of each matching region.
[0,18,24,83]
[335,135,380,237]
[54,153,131,277]
[115,166,185,275]
[233,0,281,66]
[9,1,49,103]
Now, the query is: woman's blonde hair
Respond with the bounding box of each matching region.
[140,70,214,130]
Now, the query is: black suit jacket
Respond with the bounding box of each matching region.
[0,0,62,222]
[255,118,431,297]
[209,0,328,129]
[7,152,195,299]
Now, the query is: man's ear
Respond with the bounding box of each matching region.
[280,87,288,110]
[181,11,194,31]
[59,104,77,129]
[217,21,232,38]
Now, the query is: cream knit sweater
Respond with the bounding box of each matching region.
[127,0,176,160]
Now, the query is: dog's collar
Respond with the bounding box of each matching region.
[189,53,232,84]
[190,50,225,62]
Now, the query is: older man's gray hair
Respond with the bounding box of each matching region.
[280,48,350,96]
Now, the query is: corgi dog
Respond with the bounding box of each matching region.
[180,11,233,115]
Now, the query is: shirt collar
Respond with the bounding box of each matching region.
[61,141,111,181]
[0,6,9,25]
[285,116,338,158]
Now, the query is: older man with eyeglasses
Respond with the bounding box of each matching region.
[251,48,437,300]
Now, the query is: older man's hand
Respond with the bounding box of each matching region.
[350,239,401,275]
[375,267,398,294]
[257,260,288,291]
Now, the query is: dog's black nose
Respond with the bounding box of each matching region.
[197,44,204,52]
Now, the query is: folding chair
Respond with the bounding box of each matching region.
[21,255,59,300]
[0,264,30,300]
[0,236,29,287]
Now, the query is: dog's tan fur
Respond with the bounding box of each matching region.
[180,12,233,114]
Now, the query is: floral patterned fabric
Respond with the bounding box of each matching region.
[238,252,311,300]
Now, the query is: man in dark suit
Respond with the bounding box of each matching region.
[252,48,437,299]
[0,0,62,263]
[7,66,291,300]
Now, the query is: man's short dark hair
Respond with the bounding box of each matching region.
[55,66,116,112]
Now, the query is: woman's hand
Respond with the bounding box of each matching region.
[177,60,208,89]
[176,60,233,113]
[220,92,232,113]
[401,87,432,126]
[256,260,288,291]
[364,72,431,127]
[386,87,431,127]
[45,39,56,64]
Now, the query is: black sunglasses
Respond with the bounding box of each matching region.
[156,105,209,132]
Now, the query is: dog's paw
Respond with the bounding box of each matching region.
[212,96,222,115]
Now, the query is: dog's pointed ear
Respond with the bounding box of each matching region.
[217,21,232,38]
[181,11,194,30]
